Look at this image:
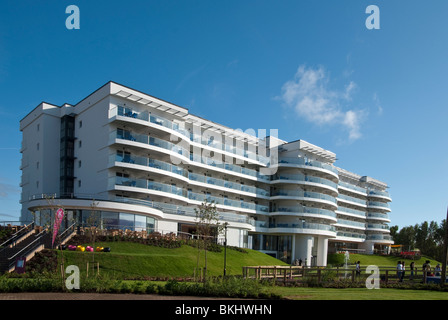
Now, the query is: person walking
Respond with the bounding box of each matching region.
[396,261,403,282]
[409,261,415,280]
[355,261,361,277]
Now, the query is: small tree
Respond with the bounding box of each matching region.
[194,200,223,281]
[85,200,101,265]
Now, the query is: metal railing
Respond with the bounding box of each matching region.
[0,222,35,252]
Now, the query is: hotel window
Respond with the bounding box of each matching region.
[78,180,82,188]
[37,143,39,151]
[79,160,82,168]
[79,140,82,148]
[79,121,83,128]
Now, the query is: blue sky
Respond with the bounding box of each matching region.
[0,0,447,228]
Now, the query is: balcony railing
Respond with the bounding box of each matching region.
[367,201,390,209]
[112,106,270,164]
[111,129,271,182]
[336,219,366,228]
[272,173,338,190]
[111,153,269,197]
[366,234,393,241]
[112,153,189,178]
[111,176,269,213]
[367,212,390,220]
[112,129,190,158]
[277,157,338,175]
[273,206,336,218]
[188,172,269,197]
[337,194,367,206]
[338,181,366,194]
[269,222,336,233]
[336,206,366,217]
[272,189,337,204]
[367,189,391,199]
[367,223,390,230]
[189,153,270,181]
[336,231,366,239]
[113,105,190,138]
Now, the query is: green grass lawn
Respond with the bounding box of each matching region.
[59,241,288,279]
[269,286,448,300]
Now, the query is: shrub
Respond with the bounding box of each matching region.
[327,253,346,266]
[159,277,281,299]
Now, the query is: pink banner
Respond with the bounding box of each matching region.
[52,208,65,247]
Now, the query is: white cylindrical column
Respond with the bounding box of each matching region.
[316,236,329,266]
[294,235,313,266]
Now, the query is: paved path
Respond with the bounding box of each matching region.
[0,292,240,300]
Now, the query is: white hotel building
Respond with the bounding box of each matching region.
[19,82,393,266]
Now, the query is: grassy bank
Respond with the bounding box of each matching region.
[57,241,287,279]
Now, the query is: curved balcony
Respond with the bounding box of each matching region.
[110,105,269,165]
[365,234,393,243]
[111,129,271,184]
[335,206,366,218]
[111,129,190,161]
[336,231,366,241]
[335,219,366,230]
[276,157,339,179]
[188,172,270,198]
[110,106,190,142]
[271,173,338,194]
[338,181,367,196]
[259,222,337,237]
[337,193,367,208]
[367,201,391,212]
[271,189,337,208]
[367,212,390,222]
[110,153,270,198]
[189,153,270,182]
[366,223,390,232]
[26,194,166,220]
[190,134,269,166]
[367,189,392,202]
[270,206,337,221]
[109,176,269,214]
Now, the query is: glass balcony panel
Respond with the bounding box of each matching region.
[278,157,338,174]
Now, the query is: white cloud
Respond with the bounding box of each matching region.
[279,65,366,142]
[0,182,20,198]
[373,93,383,115]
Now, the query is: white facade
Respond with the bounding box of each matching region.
[20,82,393,266]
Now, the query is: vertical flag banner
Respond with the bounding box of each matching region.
[52,208,65,247]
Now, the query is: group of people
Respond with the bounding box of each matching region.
[397,260,442,281]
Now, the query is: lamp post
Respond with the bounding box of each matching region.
[223,222,228,277]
